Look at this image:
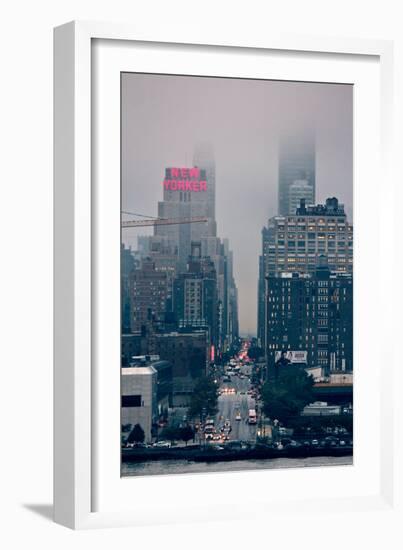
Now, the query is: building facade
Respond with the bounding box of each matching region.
[121,333,147,366]
[129,257,170,347]
[124,145,238,378]
[155,330,209,406]
[173,242,218,346]
[265,262,353,375]
[121,366,158,443]
[155,162,217,272]
[262,197,353,277]
[121,244,137,332]
[150,360,173,413]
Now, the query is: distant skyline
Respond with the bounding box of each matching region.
[122,73,353,335]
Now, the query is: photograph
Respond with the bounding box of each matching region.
[120,72,354,476]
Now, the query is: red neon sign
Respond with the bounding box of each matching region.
[163,167,207,192]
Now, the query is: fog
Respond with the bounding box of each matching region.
[122,73,353,335]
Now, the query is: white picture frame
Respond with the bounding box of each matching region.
[54,21,398,531]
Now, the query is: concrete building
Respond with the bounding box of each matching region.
[173,242,218,347]
[121,244,138,332]
[278,133,316,216]
[150,360,173,413]
[257,246,267,349]
[153,152,238,353]
[265,260,353,375]
[129,257,170,346]
[257,197,353,352]
[155,330,209,406]
[125,144,238,365]
[329,372,353,384]
[302,401,341,416]
[155,162,217,272]
[262,197,353,277]
[121,333,147,367]
[305,366,327,382]
[121,366,158,443]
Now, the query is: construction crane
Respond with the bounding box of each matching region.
[121,212,208,228]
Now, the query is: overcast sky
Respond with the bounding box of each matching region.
[122,73,353,336]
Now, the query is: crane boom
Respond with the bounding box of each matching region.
[121,216,208,228]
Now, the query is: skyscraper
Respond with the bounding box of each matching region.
[257,251,266,349]
[173,241,219,347]
[258,197,353,373]
[261,197,353,277]
[278,134,316,216]
[193,142,216,221]
[288,179,314,215]
[131,143,238,361]
[155,161,217,271]
[265,263,353,374]
[129,257,170,349]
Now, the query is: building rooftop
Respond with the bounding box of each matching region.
[295,197,346,217]
[269,270,352,280]
[155,331,207,338]
[121,366,157,376]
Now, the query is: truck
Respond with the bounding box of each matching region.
[248,409,257,425]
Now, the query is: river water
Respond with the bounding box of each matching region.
[122,455,353,477]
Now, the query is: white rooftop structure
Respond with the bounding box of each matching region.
[122,366,157,376]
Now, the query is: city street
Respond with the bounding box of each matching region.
[214,365,257,444]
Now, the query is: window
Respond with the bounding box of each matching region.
[121,395,142,407]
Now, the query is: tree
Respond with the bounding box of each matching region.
[261,366,314,424]
[127,423,145,444]
[188,376,219,419]
[160,426,181,446]
[179,425,195,446]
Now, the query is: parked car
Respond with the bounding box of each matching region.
[153,441,171,448]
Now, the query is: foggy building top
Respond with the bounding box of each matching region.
[278,134,316,216]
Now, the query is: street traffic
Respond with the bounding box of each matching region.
[201,343,259,446]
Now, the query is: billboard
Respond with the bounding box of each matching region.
[163,167,207,192]
[275,350,308,364]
